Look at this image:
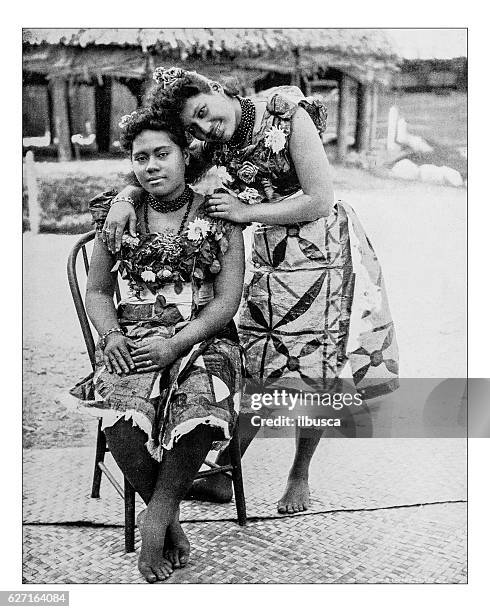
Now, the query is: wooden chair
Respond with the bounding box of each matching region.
[67,230,247,552]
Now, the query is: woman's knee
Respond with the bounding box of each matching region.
[105,418,154,461]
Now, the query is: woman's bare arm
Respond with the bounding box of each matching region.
[85,237,135,373]
[85,236,119,334]
[207,107,334,225]
[244,107,333,223]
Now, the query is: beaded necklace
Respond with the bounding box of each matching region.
[146,184,193,214]
[227,97,256,150]
[143,188,194,236]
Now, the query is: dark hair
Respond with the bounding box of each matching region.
[146,67,239,116]
[119,106,188,154]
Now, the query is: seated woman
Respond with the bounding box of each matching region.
[72,106,244,582]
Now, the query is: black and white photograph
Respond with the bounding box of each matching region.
[20,26,469,587]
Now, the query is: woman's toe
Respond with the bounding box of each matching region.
[138,562,158,583]
[154,564,172,581]
[171,550,181,568]
[179,550,189,567]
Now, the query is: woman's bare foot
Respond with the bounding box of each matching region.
[184,473,233,503]
[137,507,175,583]
[164,512,190,569]
[138,509,190,570]
[277,476,310,514]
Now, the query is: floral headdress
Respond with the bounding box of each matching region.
[153,66,187,89]
[118,110,139,129]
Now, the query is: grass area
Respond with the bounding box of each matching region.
[377,90,467,149]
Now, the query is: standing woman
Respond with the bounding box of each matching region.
[101,67,399,514]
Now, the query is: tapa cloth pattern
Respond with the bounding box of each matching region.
[216,86,400,398]
[71,293,242,460]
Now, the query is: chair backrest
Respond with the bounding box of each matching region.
[66,230,121,369]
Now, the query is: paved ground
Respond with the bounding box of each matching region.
[22,170,467,583]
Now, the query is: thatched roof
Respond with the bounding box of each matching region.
[23,28,397,58]
[23,28,399,85]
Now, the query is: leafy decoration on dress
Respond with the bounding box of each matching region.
[115,216,228,298]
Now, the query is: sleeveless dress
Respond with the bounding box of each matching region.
[204,86,399,400]
[71,194,243,461]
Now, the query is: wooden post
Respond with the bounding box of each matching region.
[369,81,379,150]
[50,78,73,161]
[386,105,399,150]
[25,151,40,234]
[46,83,55,145]
[95,76,112,153]
[291,47,301,88]
[396,117,408,144]
[355,81,371,153]
[337,73,350,162]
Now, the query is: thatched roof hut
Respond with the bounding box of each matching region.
[23,28,400,161]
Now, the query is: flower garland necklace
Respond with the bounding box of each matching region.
[143,187,194,236]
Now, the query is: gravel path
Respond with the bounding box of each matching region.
[23,172,466,449]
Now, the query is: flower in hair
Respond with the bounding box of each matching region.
[118,111,139,129]
[153,66,186,88]
[264,126,287,154]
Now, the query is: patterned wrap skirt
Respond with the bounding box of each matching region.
[71,284,243,461]
[238,197,399,400]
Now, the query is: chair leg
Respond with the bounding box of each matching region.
[124,477,136,553]
[229,432,247,526]
[91,419,106,498]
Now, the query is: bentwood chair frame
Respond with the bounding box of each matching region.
[67,230,247,552]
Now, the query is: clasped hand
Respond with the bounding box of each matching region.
[103,334,178,375]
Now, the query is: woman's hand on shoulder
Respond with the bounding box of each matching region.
[103,333,136,375]
[205,191,250,223]
[103,186,143,253]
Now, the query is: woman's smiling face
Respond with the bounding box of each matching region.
[131,129,187,199]
[180,91,238,143]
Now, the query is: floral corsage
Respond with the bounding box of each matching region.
[113,217,229,297]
